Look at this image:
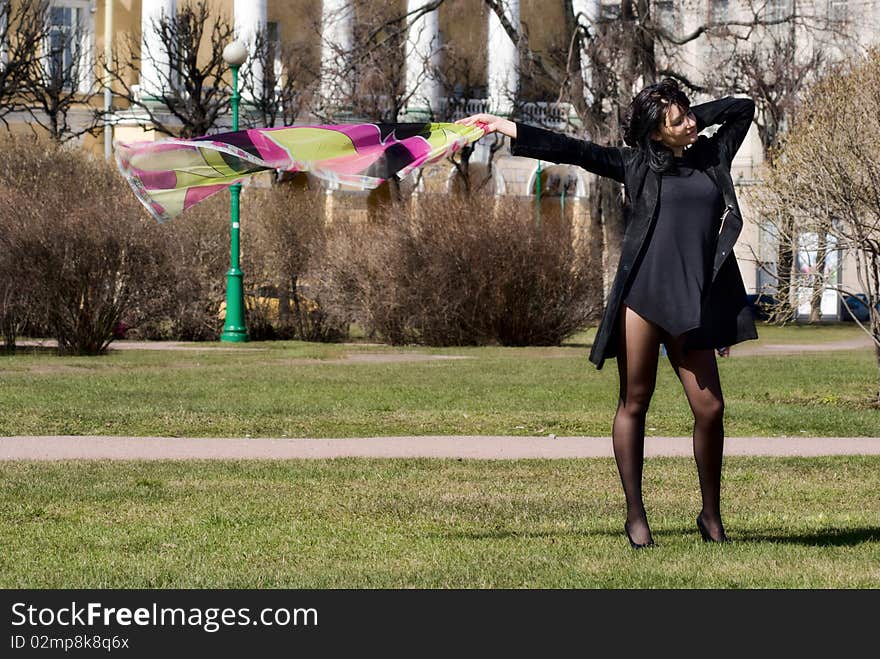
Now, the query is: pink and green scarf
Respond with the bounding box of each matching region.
[116,122,486,222]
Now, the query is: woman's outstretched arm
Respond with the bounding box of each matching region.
[456,113,628,183]
[690,97,756,165]
[455,113,518,139]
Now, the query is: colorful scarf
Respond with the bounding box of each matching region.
[115,122,487,222]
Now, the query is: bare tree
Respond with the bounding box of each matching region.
[1,0,101,141]
[481,0,848,300]
[315,1,451,206]
[309,1,850,302]
[104,1,233,138]
[17,1,103,143]
[704,18,834,323]
[317,0,436,124]
[0,0,47,127]
[757,50,880,399]
[239,26,317,129]
[350,7,407,122]
[437,44,504,195]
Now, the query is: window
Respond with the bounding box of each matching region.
[794,230,840,319]
[765,0,792,21]
[709,0,729,23]
[756,218,779,296]
[654,0,676,32]
[828,0,847,22]
[47,1,92,92]
[599,2,621,22]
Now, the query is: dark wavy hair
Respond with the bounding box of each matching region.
[623,78,691,173]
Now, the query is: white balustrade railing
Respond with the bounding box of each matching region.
[299,96,581,133]
[441,97,491,121]
[441,98,580,133]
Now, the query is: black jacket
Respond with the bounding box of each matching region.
[510,97,759,370]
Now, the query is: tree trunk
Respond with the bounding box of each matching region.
[592,176,625,302]
[773,214,797,323]
[809,230,827,323]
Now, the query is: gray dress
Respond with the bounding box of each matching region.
[622,152,724,352]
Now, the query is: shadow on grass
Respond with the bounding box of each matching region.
[441,527,880,546]
[737,527,880,547]
[433,529,596,541]
[1,346,59,356]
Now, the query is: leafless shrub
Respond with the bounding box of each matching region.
[242,180,347,342]
[0,138,348,348]
[0,185,34,351]
[312,193,600,346]
[133,195,229,341]
[0,135,163,354]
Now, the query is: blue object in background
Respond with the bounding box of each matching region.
[840,294,872,322]
[746,294,778,320]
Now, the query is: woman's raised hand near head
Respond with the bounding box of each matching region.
[455,113,517,139]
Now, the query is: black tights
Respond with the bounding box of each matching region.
[612,303,727,545]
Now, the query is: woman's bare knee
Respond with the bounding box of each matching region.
[617,389,654,417]
[693,396,724,426]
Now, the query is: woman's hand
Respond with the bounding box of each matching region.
[455,113,517,139]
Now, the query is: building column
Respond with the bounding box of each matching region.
[104,0,114,159]
[680,2,701,96]
[571,0,599,107]
[140,0,176,99]
[0,4,8,69]
[320,0,354,114]
[403,0,442,121]
[487,0,519,116]
[234,0,268,103]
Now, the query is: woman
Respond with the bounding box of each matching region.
[457,79,758,549]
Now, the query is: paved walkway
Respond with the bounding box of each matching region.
[729,335,875,356]
[2,435,879,460]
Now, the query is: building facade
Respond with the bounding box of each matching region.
[4,0,874,318]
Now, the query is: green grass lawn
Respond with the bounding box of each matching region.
[2,324,877,589]
[1,458,877,588]
[1,322,877,437]
[564,319,870,347]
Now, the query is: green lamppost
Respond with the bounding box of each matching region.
[535,159,542,228]
[220,40,249,342]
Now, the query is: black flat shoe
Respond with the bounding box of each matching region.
[697,514,731,543]
[624,522,656,549]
